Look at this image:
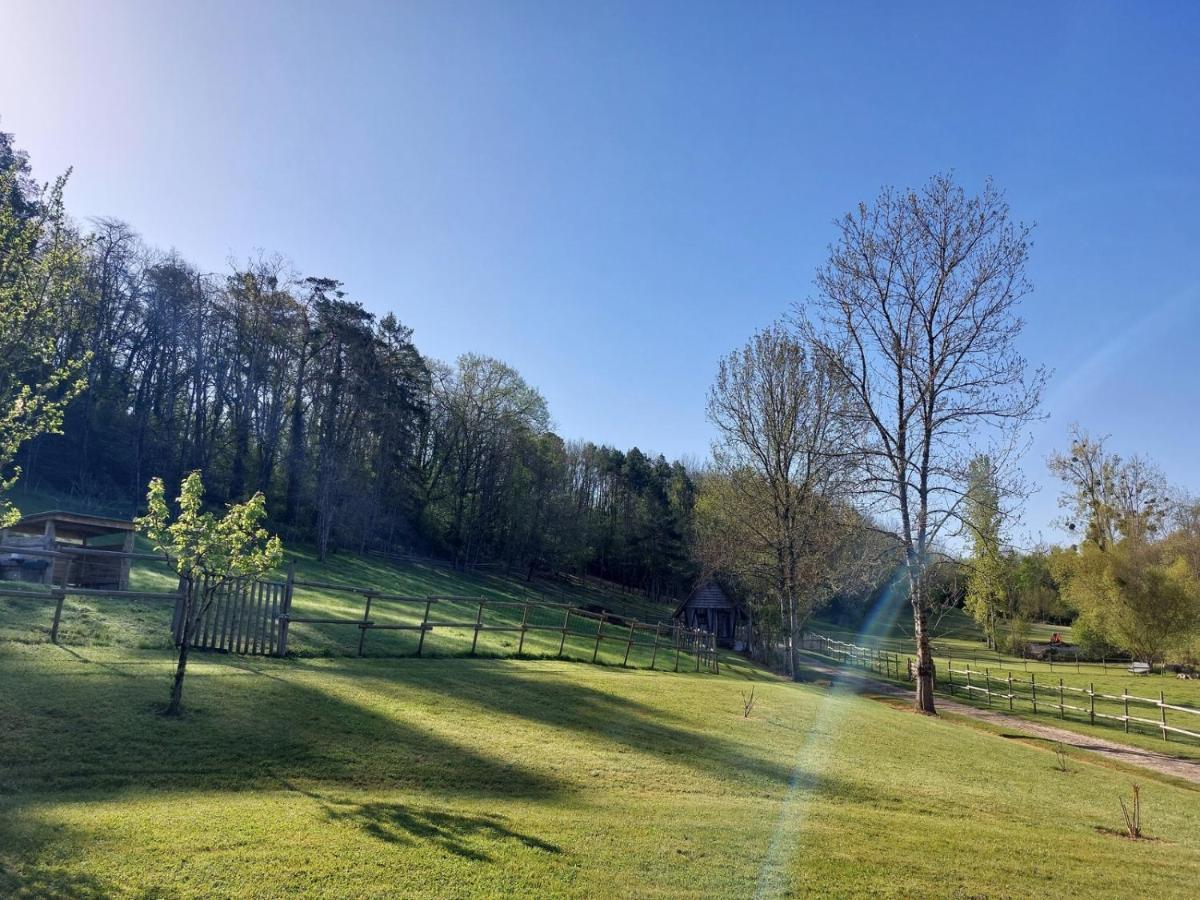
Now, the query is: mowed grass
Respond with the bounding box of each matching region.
[3,640,1200,897]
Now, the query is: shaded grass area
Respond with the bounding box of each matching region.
[2,641,1200,897]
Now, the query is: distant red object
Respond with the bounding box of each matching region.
[1050,632,1063,645]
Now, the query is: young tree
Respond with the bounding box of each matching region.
[0,152,89,524]
[963,455,1009,650]
[707,322,856,678]
[807,174,1046,713]
[137,471,283,716]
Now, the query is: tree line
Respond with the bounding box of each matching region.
[0,128,695,598]
[12,116,1194,709]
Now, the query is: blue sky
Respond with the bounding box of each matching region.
[2,1,1198,545]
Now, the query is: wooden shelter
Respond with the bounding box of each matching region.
[0,511,136,589]
[674,578,746,648]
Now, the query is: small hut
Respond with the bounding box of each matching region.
[674,578,747,649]
[0,511,136,589]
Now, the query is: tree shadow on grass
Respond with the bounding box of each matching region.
[0,811,112,899]
[281,781,562,862]
[330,803,562,861]
[342,658,801,789]
[0,647,558,801]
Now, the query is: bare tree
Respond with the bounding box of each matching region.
[806,174,1046,713]
[707,322,856,678]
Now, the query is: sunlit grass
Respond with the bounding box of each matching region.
[2,642,1199,897]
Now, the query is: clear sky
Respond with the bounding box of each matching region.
[2,0,1198,545]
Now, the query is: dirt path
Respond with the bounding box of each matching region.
[798,655,1200,786]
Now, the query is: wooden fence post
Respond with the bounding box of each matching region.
[416,599,432,656]
[1059,678,1065,719]
[49,589,67,644]
[1123,688,1130,733]
[675,626,682,672]
[649,624,662,670]
[713,632,719,675]
[592,614,606,663]
[622,621,637,667]
[985,668,992,706]
[517,603,530,655]
[1007,673,1013,711]
[277,566,295,656]
[1089,683,1095,725]
[558,608,571,657]
[1030,674,1037,714]
[471,597,486,655]
[357,593,374,656]
[1160,690,1168,741]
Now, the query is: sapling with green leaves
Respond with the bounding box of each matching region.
[137,471,283,716]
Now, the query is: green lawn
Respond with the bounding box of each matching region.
[3,548,1200,896]
[3,638,1200,897]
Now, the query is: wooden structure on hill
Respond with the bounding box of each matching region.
[0,511,136,589]
[674,578,747,649]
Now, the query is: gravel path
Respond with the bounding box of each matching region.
[799,655,1200,785]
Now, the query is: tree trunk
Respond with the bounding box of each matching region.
[910,567,937,714]
[165,580,198,716]
[165,635,191,716]
[788,593,800,681]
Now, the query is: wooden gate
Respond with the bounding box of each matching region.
[171,575,292,657]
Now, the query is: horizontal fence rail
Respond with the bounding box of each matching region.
[1,581,182,644]
[944,665,1200,742]
[801,633,906,681]
[803,632,1200,745]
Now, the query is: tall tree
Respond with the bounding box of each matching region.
[1048,426,1167,549]
[807,174,1046,713]
[962,455,1010,650]
[0,152,89,524]
[707,322,856,678]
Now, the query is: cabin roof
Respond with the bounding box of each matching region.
[7,510,136,539]
[673,578,740,618]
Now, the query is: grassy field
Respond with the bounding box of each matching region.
[1,548,1199,896]
[3,640,1200,897]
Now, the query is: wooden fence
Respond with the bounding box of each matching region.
[0,583,182,643]
[802,633,906,681]
[803,632,1200,744]
[944,665,1200,742]
[171,575,287,657]
[1,559,720,673]
[280,574,719,672]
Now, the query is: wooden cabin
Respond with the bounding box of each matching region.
[674,579,746,649]
[0,511,136,590]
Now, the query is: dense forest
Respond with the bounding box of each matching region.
[1,129,696,598]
